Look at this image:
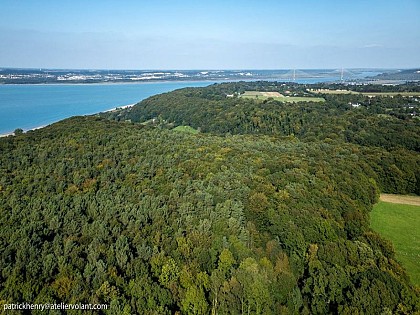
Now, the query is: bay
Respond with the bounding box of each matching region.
[0,82,214,135]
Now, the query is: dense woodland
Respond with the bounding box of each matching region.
[1,81,420,314]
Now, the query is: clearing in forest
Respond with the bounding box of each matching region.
[242,91,325,103]
[172,125,199,134]
[371,195,420,286]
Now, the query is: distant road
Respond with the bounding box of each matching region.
[380,194,420,206]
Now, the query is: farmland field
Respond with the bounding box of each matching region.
[371,196,420,286]
[242,91,325,102]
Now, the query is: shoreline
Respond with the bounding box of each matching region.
[0,81,216,138]
[0,80,220,138]
[0,132,13,138]
[0,124,48,138]
[0,103,137,138]
[103,103,136,113]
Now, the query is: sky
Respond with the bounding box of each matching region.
[0,0,419,69]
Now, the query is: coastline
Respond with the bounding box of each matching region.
[103,103,136,113]
[0,80,215,138]
[0,103,136,138]
[0,124,48,138]
[0,132,13,138]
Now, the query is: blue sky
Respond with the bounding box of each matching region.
[0,0,419,69]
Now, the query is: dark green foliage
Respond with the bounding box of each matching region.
[13,128,23,135]
[104,81,420,194]
[107,82,420,151]
[1,81,420,314]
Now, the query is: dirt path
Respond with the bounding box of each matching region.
[380,194,420,206]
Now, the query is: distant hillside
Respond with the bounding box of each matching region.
[371,69,420,81]
[104,81,420,156]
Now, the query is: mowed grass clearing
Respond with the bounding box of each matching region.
[172,125,199,134]
[242,91,325,103]
[371,195,420,286]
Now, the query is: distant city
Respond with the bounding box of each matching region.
[0,68,418,84]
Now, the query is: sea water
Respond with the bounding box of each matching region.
[0,82,214,135]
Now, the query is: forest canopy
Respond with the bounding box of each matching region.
[1,81,420,314]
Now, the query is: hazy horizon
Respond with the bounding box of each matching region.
[1,0,419,69]
[0,67,413,71]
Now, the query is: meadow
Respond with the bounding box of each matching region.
[172,125,199,134]
[241,91,325,102]
[371,196,420,286]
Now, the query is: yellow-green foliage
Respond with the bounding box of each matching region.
[242,91,325,103]
[173,125,199,134]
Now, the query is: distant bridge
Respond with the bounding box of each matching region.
[279,69,358,82]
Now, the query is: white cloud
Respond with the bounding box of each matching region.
[363,44,383,48]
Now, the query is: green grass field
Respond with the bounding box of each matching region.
[172,125,199,134]
[242,91,325,103]
[371,200,420,286]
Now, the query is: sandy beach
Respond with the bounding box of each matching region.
[0,132,13,138]
[104,103,136,112]
[0,124,48,138]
